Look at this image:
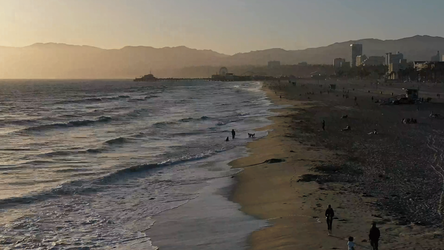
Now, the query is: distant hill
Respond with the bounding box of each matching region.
[225,35,444,66]
[0,35,442,79]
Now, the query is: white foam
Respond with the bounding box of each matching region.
[147,148,268,250]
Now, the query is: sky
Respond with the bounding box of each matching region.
[0,0,443,55]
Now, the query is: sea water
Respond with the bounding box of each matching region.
[0,79,273,249]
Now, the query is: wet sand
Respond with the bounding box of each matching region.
[230,79,443,250]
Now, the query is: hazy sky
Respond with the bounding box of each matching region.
[0,0,443,54]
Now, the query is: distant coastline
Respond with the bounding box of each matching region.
[1,35,442,79]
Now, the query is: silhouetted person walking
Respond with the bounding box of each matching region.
[369,222,380,250]
[322,120,325,131]
[347,236,355,250]
[231,129,236,139]
[325,205,334,235]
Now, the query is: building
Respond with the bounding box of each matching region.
[386,52,404,65]
[333,58,346,68]
[400,59,408,69]
[431,51,441,62]
[385,52,405,79]
[298,62,308,66]
[388,63,399,79]
[350,44,363,67]
[364,56,385,66]
[268,61,281,68]
[356,55,385,67]
[356,55,368,66]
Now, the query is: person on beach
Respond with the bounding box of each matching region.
[231,129,236,139]
[347,236,355,250]
[369,222,380,250]
[325,205,334,235]
[322,120,326,131]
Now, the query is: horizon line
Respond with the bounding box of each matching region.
[0,34,443,56]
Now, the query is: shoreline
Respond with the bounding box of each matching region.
[146,147,267,250]
[229,85,341,249]
[230,80,443,249]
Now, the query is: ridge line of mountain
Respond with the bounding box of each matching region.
[2,35,442,56]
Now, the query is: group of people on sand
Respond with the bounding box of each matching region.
[325,205,380,250]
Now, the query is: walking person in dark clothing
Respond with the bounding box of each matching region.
[369,222,380,250]
[325,205,334,235]
[231,129,236,139]
[322,120,326,131]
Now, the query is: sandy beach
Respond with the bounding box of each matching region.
[231,79,444,250]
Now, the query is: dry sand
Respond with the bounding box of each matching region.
[230,79,443,250]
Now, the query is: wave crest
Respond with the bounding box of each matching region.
[22,116,112,132]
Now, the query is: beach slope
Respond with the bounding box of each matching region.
[231,80,443,250]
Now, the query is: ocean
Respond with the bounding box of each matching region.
[0,79,275,249]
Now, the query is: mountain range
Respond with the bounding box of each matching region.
[0,35,442,79]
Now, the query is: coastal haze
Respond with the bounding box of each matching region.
[0,35,443,79]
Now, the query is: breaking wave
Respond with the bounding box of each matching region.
[0,148,224,209]
[54,96,130,105]
[22,116,112,132]
[154,116,213,127]
[104,137,129,145]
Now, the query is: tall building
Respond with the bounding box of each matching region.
[350,44,363,67]
[386,52,404,65]
[385,52,405,79]
[333,58,346,68]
